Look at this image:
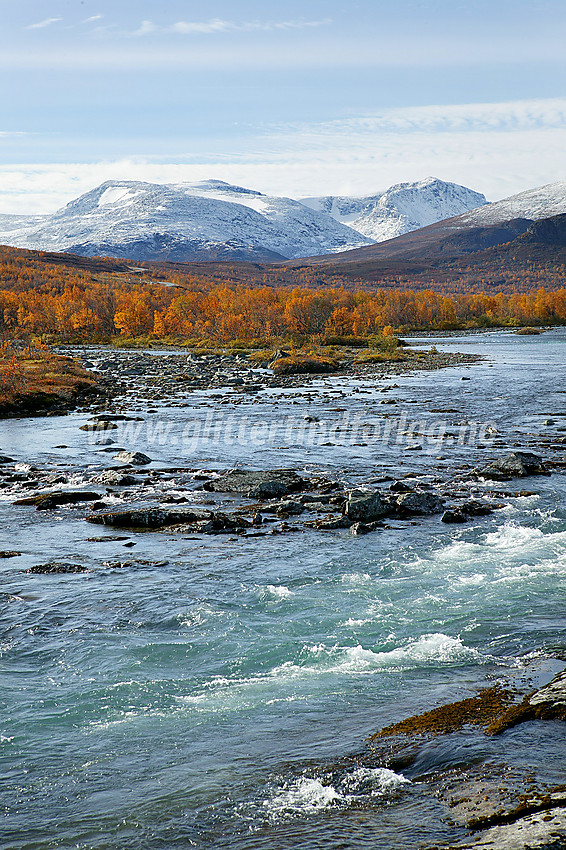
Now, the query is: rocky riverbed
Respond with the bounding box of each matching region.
[54,344,482,414]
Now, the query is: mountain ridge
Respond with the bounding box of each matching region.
[291,180,566,266]
[0,177,487,263]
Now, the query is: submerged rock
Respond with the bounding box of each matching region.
[0,454,14,464]
[369,685,514,739]
[0,550,21,558]
[475,451,549,480]
[26,561,89,574]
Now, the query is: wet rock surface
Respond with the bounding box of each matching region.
[203,469,306,498]
[361,667,566,849]
[4,453,550,539]
[112,450,152,465]
[14,490,101,509]
[475,451,550,480]
[487,669,566,734]
[26,561,89,574]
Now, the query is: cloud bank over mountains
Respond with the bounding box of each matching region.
[1,97,565,214]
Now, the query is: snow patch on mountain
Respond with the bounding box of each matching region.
[301,178,487,242]
[98,186,141,207]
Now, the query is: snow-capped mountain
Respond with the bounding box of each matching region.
[0,180,372,262]
[301,178,487,242]
[451,181,566,228]
[294,180,566,266]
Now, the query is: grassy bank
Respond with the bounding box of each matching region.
[0,345,99,417]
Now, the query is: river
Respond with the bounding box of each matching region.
[1,329,565,849]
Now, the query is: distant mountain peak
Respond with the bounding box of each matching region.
[301,178,487,243]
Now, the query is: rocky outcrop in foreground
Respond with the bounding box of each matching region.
[487,668,566,734]
[365,667,566,849]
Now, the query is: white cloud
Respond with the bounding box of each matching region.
[1,99,565,213]
[25,17,63,30]
[83,15,103,24]
[139,18,332,37]
[171,19,232,35]
[132,20,158,36]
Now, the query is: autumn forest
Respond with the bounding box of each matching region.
[0,244,565,346]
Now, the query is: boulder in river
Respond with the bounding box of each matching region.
[80,421,118,431]
[0,550,21,558]
[93,470,138,486]
[442,508,469,524]
[196,513,251,534]
[0,454,14,464]
[475,451,549,480]
[304,517,352,530]
[344,491,391,522]
[393,491,445,516]
[442,500,495,524]
[113,450,152,465]
[460,499,495,516]
[350,520,384,535]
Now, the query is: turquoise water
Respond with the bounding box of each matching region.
[1,330,565,849]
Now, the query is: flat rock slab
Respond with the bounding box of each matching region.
[205,469,306,499]
[86,507,210,529]
[439,791,566,849]
[14,490,102,510]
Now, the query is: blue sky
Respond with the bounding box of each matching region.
[2,0,566,212]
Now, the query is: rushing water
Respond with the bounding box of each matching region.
[1,330,565,849]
